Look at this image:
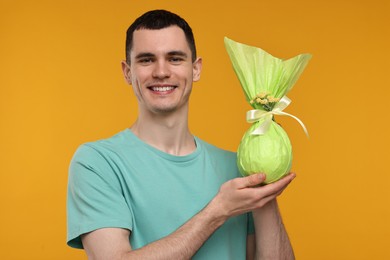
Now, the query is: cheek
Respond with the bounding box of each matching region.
[130,70,150,99]
[131,68,150,85]
[177,67,194,83]
[131,84,143,102]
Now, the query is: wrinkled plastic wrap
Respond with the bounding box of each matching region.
[224,37,312,184]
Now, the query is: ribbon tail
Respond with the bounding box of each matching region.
[276,111,309,138]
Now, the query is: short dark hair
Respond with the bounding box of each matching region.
[125,10,197,63]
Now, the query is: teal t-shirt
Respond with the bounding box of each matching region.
[67,129,253,259]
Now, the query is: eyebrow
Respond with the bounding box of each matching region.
[134,51,188,60]
[167,51,188,58]
[135,52,155,60]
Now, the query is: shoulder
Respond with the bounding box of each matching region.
[69,130,134,178]
[71,129,132,162]
[68,130,136,194]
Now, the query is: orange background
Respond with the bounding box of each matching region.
[1,0,389,259]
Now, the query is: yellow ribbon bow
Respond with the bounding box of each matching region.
[246,96,309,137]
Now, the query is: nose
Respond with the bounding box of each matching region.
[152,60,171,79]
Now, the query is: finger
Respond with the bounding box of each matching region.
[275,183,289,197]
[254,182,291,209]
[275,173,296,195]
[270,172,296,187]
[256,173,296,197]
[239,173,266,189]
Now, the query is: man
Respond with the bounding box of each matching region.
[67,10,295,259]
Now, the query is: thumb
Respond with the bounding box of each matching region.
[240,173,266,188]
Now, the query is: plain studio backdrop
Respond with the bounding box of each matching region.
[0,0,389,259]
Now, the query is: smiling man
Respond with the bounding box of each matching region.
[126,26,199,116]
[67,10,295,260]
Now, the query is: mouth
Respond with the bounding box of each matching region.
[147,84,177,94]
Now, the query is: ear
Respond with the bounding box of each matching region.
[121,60,132,85]
[192,57,202,82]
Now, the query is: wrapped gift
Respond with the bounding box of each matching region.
[224,37,312,184]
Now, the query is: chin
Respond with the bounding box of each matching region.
[149,105,177,114]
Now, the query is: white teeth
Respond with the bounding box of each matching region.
[151,86,174,92]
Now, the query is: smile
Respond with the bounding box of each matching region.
[148,85,177,93]
[151,86,175,91]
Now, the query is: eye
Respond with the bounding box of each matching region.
[169,56,184,64]
[138,58,153,64]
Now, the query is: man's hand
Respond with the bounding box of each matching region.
[210,173,296,220]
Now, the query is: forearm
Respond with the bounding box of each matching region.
[252,199,294,260]
[123,201,227,260]
[83,174,295,259]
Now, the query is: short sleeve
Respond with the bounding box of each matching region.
[67,144,133,249]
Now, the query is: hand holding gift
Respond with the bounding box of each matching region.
[224,37,312,184]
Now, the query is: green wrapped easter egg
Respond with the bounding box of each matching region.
[224,37,311,184]
[237,120,292,184]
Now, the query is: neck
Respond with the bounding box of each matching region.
[130,108,196,156]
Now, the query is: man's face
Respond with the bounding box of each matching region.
[123,26,202,115]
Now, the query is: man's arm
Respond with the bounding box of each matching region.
[246,234,256,260]
[82,173,295,260]
[252,193,295,259]
[82,200,225,260]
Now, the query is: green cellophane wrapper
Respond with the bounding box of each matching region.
[224,37,312,184]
